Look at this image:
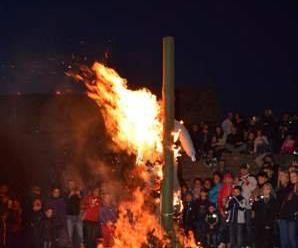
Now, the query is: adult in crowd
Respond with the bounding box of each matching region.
[253,183,277,248]
[208,172,222,207]
[221,112,234,137]
[280,134,296,154]
[254,130,270,154]
[194,189,210,245]
[45,186,68,247]
[238,163,257,248]
[25,198,43,248]
[65,180,84,248]
[99,193,117,248]
[217,173,234,247]
[225,186,246,248]
[225,126,246,153]
[182,191,196,236]
[191,178,202,201]
[278,171,298,248]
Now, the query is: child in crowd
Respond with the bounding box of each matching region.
[226,186,246,248]
[182,191,196,236]
[41,207,57,248]
[205,204,219,248]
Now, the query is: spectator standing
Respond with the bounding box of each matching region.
[25,198,43,248]
[278,171,298,248]
[41,207,57,248]
[81,187,101,248]
[45,187,68,247]
[226,186,246,248]
[238,163,257,248]
[205,204,219,248]
[23,185,42,228]
[99,193,117,248]
[5,197,22,248]
[217,173,234,217]
[194,190,210,245]
[191,178,202,201]
[217,173,234,247]
[182,192,196,236]
[208,172,222,206]
[65,180,84,248]
[253,183,277,248]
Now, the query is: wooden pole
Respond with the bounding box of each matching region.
[161,36,175,245]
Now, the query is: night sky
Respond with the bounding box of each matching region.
[0,0,297,115]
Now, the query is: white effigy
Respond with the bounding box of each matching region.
[173,120,196,192]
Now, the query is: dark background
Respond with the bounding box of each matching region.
[1,0,297,115]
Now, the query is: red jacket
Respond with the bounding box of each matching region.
[217,184,233,216]
[81,195,100,222]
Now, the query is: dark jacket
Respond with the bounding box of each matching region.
[226,195,246,224]
[182,201,196,229]
[253,196,277,230]
[194,199,210,220]
[276,184,292,215]
[45,197,67,226]
[205,211,219,232]
[65,191,81,216]
[41,217,57,242]
[279,189,298,220]
[26,210,43,248]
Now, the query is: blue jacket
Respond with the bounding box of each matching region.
[99,206,117,225]
[209,183,222,206]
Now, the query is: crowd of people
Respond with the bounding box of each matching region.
[181,157,297,248]
[0,182,116,248]
[0,109,297,248]
[190,110,297,163]
[180,109,298,248]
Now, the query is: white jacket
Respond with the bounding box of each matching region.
[238,174,257,209]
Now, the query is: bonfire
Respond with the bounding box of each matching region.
[70,62,200,248]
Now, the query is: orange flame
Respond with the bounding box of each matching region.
[113,188,167,248]
[80,62,200,248]
[86,62,163,165]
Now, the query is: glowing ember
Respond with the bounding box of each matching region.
[85,62,163,165]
